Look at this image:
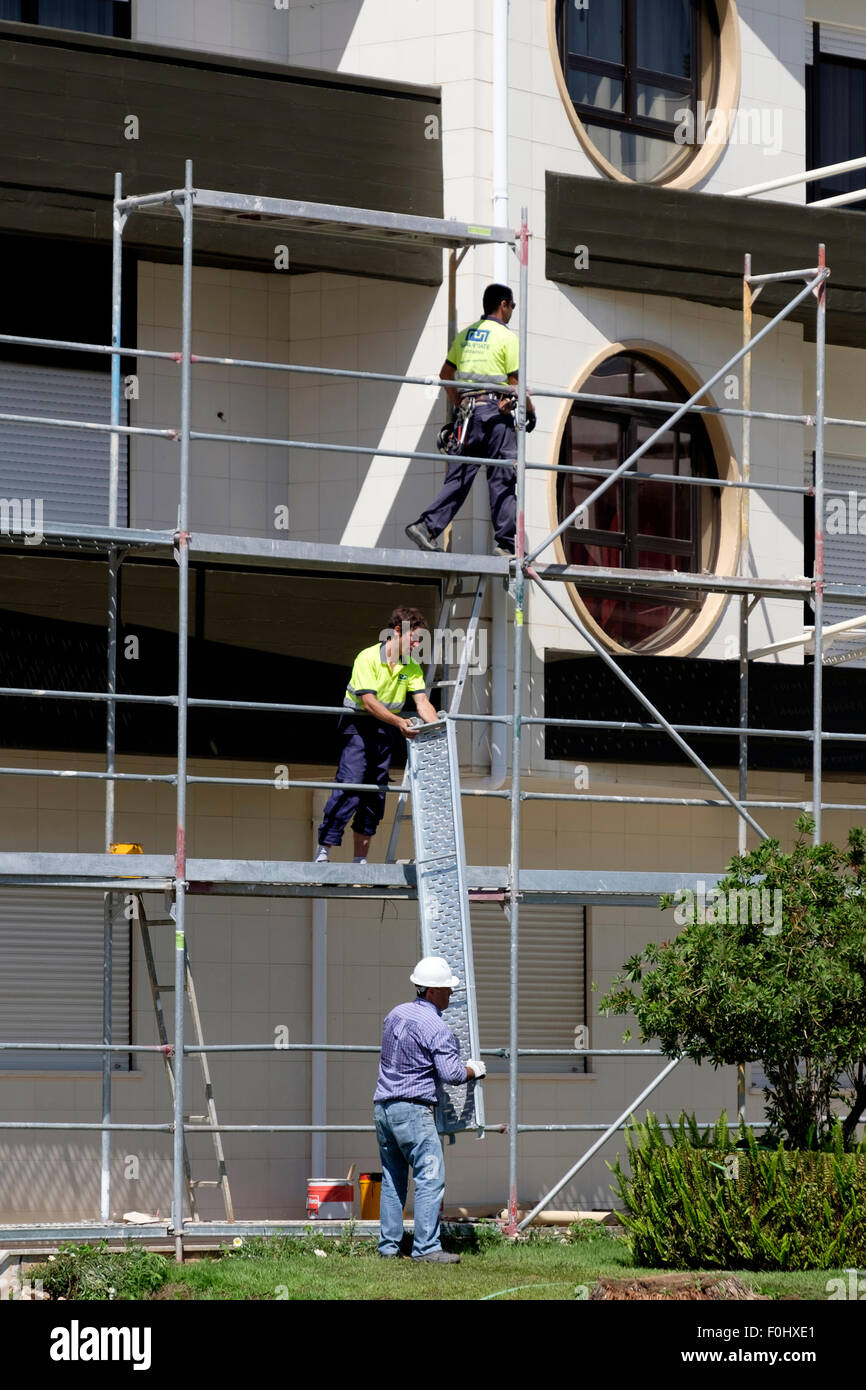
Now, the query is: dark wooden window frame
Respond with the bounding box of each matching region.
[555,0,702,143]
[557,358,720,612]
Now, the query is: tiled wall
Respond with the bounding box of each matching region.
[0,752,852,1216]
[133,262,450,551]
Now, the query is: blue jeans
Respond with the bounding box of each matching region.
[419,397,517,549]
[373,1100,445,1258]
[317,716,401,845]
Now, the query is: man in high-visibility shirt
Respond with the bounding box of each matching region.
[314,606,439,864]
[406,283,534,557]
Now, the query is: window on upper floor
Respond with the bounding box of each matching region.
[553,0,723,183]
[553,351,723,653]
[807,22,866,209]
[0,0,130,38]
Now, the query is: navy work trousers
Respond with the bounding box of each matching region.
[420,396,517,550]
[317,715,402,845]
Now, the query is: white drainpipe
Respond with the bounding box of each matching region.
[311,794,328,1177]
[464,578,509,790]
[493,0,510,283]
[311,898,327,1177]
[489,1,510,783]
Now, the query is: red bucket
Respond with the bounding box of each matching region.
[307,1179,354,1220]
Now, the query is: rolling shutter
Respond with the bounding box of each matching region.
[823,456,866,670]
[0,891,131,1071]
[0,363,128,530]
[471,903,586,1073]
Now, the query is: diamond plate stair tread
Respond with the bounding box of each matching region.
[407,721,483,1133]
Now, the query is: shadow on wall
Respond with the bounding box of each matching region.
[285,277,443,550]
[0,1142,171,1224]
[135,0,366,70]
[132,269,444,549]
[284,0,366,67]
[0,1137,315,1223]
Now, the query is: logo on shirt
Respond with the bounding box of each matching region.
[466,329,490,343]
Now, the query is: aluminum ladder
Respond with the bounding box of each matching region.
[127,892,234,1222]
[406,718,485,1134]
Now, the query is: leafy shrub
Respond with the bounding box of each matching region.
[610,1112,866,1270]
[442,1220,505,1253]
[34,1241,168,1300]
[564,1220,622,1246]
[600,818,866,1149]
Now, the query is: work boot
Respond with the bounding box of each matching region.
[412,1250,461,1264]
[405,521,441,552]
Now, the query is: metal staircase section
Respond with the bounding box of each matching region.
[384,574,487,862]
[407,719,484,1133]
[132,893,234,1221]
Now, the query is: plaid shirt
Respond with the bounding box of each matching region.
[373,997,466,1104]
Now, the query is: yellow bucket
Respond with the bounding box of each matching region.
[359,1172,382,1220]
[110,843,143,881]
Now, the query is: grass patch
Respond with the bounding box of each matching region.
[158,1227,840,1302]
[30,1226,843,1302]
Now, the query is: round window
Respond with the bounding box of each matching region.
[551,0,738,186]
[554,351,724,653]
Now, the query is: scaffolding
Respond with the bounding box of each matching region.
[0,158,861,1257]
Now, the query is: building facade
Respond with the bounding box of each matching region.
[1,0,865,1225]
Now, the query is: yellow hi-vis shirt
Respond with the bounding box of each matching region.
[447,316,519,390]
[343,642,426,715]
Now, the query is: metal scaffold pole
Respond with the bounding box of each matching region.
[506,208,530,1234]
[737,252,753,1120]
[739,252,753,861]
[172,159,195,1262]
[101,170,126,1224]
[0,161,853,1241]
[813,245,827,845]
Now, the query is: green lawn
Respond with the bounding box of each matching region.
[159,1232,843,1302]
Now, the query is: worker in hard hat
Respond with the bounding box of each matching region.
[373,956,486,1263]
[405,282,535,558]
[314,606,439,865]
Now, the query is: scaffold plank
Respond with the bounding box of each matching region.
[155,189,517,250]
[0,855,725,904]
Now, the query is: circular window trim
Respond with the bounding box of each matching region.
[546,0,742,190]
[547,340,740,657]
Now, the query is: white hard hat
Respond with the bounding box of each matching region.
[410,956,460,989]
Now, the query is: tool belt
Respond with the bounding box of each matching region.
[437,393,477,456]
[437,391,518,456]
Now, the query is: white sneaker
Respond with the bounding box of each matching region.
[314,847,329,864]
[352,857,368,866]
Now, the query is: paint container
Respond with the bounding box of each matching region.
[306,1179,354,1220]
[359,1171,382,1220]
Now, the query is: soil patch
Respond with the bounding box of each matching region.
[591,1274,767,1301]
